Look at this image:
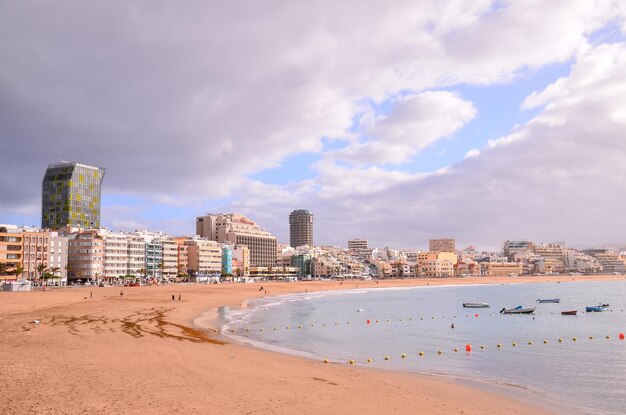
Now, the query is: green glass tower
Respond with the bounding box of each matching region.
[42,161,105,230]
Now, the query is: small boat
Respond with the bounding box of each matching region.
[463,301,490,308]
[585,305,609,312]
[500,306,535,314]
[537,298,560,303]
[561,310,577,315]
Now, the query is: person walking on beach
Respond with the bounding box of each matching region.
[120,290,124,299]
[90,291,93,299]
[178,294,181,301]
[172,294,175,301]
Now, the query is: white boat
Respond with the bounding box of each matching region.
[462,301,490,308]
[500,306,535,314]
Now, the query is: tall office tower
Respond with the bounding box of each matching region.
[42,161,105,230]
[429,238,456,253]
[289,209,313,248]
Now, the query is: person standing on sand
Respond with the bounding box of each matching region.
[90,291,93,299]
[120,290,123,299]
[178,294,181,301]
[172,294,175,301]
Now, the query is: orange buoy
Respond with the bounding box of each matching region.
[465,344,472,352]
[367,319,371,324]
[619,333,625,340]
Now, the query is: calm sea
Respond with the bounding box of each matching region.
[221,281,626,415]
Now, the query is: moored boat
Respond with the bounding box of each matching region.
[537,298,560,303]
[462,301,490,308]
[500,306,535,314]
[585,305,608,312]
[561,310,577,315]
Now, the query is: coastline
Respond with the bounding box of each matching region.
[1,276,620,414]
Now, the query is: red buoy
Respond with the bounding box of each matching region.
[475,313,479,317]
[366,319,371,325]
[465,344,472,352]
[619,333,624,340]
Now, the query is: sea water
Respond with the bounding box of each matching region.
[222,281,626,415]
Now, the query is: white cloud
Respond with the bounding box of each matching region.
[331,91,476,165]
[227,41,626,249]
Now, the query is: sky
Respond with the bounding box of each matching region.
[1,1,626,250]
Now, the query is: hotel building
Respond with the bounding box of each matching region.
[42,161,105,230]
[196,214,277,267]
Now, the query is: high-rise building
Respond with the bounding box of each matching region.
[42,161,105,230]
[289,209,313,248]
[429,238,456,253]
[196,213,277,267]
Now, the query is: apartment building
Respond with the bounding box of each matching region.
[0,225,23,280]
[186,238,222,275]
[67,230,104,281]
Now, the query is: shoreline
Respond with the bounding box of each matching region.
[1,275,620,414]
[204,279,598,415]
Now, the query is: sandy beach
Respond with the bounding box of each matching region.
[1,275,621,415]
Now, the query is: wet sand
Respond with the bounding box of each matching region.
[1,275,619,414]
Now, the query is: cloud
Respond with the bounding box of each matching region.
[1,1,626,248]
[226,41,626,249]
[331,91,476,165]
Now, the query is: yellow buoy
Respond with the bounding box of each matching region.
[512,342,517,347]
[349,360,355,365]
[454,348,459,352]
[437,350,442,355]
[323,359,329,363]
[384,356,390,360]
[497,344,502,348]
[558,338,563,343]
[419,351,424,356]
[573,337,577,341]
[367,358,372,363]
[401,353,407,358]
[543,340,548,344]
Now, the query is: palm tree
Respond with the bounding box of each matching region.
[12,264,24,281]
[37,262,48,285]
[65,263,74,284]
